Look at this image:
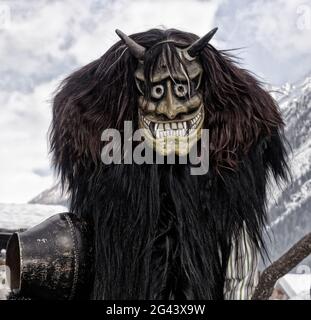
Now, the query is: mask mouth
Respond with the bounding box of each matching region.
[140,106,204,139]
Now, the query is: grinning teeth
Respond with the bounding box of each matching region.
[144,111,203,138]
[188,112,202,130]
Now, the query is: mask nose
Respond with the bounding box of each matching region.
[156,81,183,120]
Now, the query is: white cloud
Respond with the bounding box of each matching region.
[234,0,311,59]
[215,0,311,84]
[65,0,224,65]
[0,79,59,203]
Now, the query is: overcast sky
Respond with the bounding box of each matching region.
[0,0,310,203]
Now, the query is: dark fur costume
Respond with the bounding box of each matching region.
[50,29,289,299]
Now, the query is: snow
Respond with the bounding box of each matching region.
[0,203,67,230]
[0,266,9,300]
[29,183,69,206]
[277,274,311,300]
[262,73,311,270]
[290,292,311,300]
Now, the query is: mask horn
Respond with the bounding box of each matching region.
[187,27,218,58]
[115,29,146,60]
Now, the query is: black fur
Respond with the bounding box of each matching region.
[49,28,289,299]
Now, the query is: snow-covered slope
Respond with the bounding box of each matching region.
[0,203,67,230]
[28,183,69,207]
[266,75,311,266]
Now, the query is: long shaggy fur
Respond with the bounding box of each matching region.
[49,28,289,299]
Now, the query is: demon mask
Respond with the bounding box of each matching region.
[116,28,217,156]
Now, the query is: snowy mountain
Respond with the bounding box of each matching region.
[266,75,311,267]
[28,183,69,207]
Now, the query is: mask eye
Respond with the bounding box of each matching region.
[174,83,188,98]
[151,84,165,99]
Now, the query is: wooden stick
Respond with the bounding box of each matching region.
[252,232,311,300]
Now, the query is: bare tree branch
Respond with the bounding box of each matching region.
[252,232,311,300]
